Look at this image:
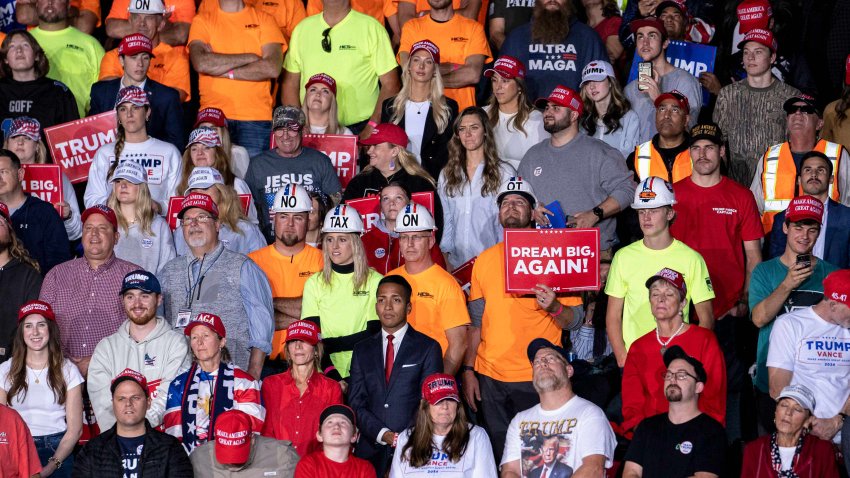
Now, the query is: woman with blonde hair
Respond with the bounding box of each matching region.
[301,73,353,135]
[440,107,515,269]
[579,60,640,157]
[107,161,176,273]
[194,108,251,180]
[381,40,458,180]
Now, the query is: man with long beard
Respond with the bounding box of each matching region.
[500,0,607,100]
[500,338,616,478]
[87,270,191,431]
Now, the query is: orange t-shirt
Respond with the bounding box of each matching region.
[306,0,389,25]
[249,244,324,360]
[72,0,102,24]
[469,243,582,382]
[188,5,286,121]
[400,0,487,25]
[198,0,306,42]
[398,14,491,111]
[106,0,195,23]
[388,263,471,357]
[98,42,191,99]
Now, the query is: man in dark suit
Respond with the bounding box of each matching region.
[768,151,850,268]
[529,435,573,478]
[349,274,443,477]
[88,33,184,150]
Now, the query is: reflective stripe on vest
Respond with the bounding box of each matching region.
[634,141,692,183]
[762,140,842,211]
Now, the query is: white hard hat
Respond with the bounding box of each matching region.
[395,202,436,232]
[271,183,313,213]
[322,204,364,234]
[631,176,676,209]
[496,176,537,208]
[128,0,166,14]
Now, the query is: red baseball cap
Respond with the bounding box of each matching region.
[0,202,9,222]
[118,33,155,57]
[785,195,824,224]
[645,267,688,298]
[845,54,850,86]
[737,28,777,52]
[178,192,219,219]
[484,55,526,80]
[410,39,440,65]
[18,300,55,322]
[286,320,320,345]
[655,90,690,112]
[111,368,149,397]
[305,73,337,96]
[824,269,850,308]
[360,123,409,147]
[82,204,118,230]
[737,0,772,34]
[655,0,686,17]
[194,107,227,128]
[630,16,668,41]
[215,410,253,465]
[421,373,460,405]
[535,85,583,115]
[184,312,226,338]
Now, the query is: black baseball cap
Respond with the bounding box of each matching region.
[527,338,569,364]
[782,94,820,116]
[689,123,723,145]
[319,404,356,427]
[663,345,707,384]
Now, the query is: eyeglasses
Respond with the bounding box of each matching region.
[661,370,698,382]
[181,215,215,226]
[532,355,564,367]
[786,105,817,115]
[321,27,331,53]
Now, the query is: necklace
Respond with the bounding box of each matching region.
[28,362,48,384]
[656,321,685,354]
[410,100,430,115]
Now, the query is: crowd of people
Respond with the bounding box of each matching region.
[0,0,849,476]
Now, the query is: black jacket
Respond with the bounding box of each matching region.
[0,258,42,363]
[380,96,459,181]
[73,421,193,478]
[11,195,70,274]
[0,76,79,131]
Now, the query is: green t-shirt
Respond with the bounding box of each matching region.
[605,239,715,349]
[284,10,397,126]
[30,27,105,117]
[301,268,382,377]
[749,256,837,392]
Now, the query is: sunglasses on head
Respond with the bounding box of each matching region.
[321,27,331,53]
[786,105,817,115]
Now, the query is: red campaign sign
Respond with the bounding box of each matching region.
[166,194,251,230]
[301,134,358,189]
[504,228,601,293]
[451,256,477,295]
[21,164,63,214]
[44,111,118,184]
[345,191,435,233]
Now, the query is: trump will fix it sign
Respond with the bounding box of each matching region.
[504,228,600,293]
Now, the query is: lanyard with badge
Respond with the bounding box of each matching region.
[177,253,216,327]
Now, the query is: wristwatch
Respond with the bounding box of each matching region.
[461,365,475,372]
[592,206,604,221]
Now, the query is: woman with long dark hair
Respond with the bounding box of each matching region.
[0,301,82,477]
[823,83,850,151]
[390,373,495,477]
[439,107,514,269]
[579,60,640,157]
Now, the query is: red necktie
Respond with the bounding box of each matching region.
[541,468,548,478]
[385,334,395,383]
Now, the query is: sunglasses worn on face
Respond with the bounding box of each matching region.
[322,27,331,53]
[786,105,817,115]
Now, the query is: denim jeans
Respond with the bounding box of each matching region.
[33,431,73,478]
[228,120,272,159]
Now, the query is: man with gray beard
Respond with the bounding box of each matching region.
[500,338,616,478]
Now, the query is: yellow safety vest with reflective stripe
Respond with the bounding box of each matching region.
[634,141,693,183]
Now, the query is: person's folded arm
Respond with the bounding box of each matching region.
[439,54,486,89]
[189,41,262,77]
[231,43,284,81]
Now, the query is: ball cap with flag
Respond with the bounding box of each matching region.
[689,123,723,145]
[184,312,227,338]
[18,300,55,322]
[82,204,118,229]
[360,123,409,148]
[286,320,320,345]
[272,183,313,213]
[580,60,615,87]
[396,202,436,232]
[319,404,356,428]
[129,0,166,14]
[629,16,667,40]
[185,166,225,195]
[632,176,676,209]
[663,345,707,383]
[114,85,149,109]
[484,55,526,80]
[823,269,850,308]
[195,107,227,128]
[783,93,820,116]
[777,384,816,412]
[305,73,337,96]
[737,0,772,34]
[120,269,161,295]
[178,192,219,219]
[110,368,149,396]
[422,373,460,405]
[496,176,537,208]
[110,160,147,184]
[187,127,222,148]
[119,33,155,57]
[654,90,690,112]
[737,28,777,52]
[526,338,569,364]
[322,204,364,234]
[272,105,306,130]
[215,410,253,465]
[0,202,8,222]
[645,267,688,298]
[535,85,583,115]
[410,39,440,65]
[785,195,824,224]
[9,116,41,141]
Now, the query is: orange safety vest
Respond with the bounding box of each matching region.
[760,139,842,232]
[634,141,693,183]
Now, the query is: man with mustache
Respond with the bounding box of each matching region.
[499,0,606,99]
[768,152,850,268]
[751,94,850,234]
[622,346,726,478]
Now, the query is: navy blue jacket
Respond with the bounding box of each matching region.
[10,195,70,274]
[769,199,850,268]
[88,78,184,151]
[348,324,442,477]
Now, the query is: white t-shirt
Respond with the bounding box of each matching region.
[767,306,850,443]
[485,106,550,170]
[501,395,616,476]
[405,100,430,162]
[390,425,497,478]
[0,359,84,436]
[779,446,795,470]
[308,124,354,136]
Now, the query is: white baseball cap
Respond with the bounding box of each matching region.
[496,176,537,208]
[322,205,364,234]
[185,167,224,195]
[631,176,676,209]
[110,161,147,184]
[128,0,166,14]
[396,202,436,232]
[580,60,616,88]
[777,384,816,412]
[271,183,313,213]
